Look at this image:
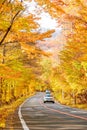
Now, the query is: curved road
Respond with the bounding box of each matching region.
[5,92,87,130]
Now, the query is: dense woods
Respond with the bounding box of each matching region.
[0,0,54,106]
[34,0,87,105]
[0,0,87,128]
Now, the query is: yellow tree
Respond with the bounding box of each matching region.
[35,0,87,104]
[58,0,87,104]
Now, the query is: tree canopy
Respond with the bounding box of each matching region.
[0,1,87,125]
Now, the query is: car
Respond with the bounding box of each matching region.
[45,90,50,95]
[43,94,55,103]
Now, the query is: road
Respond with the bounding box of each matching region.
[4,92,87,130]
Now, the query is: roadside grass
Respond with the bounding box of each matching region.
[0,94,35,128]
[69,104,87,110]
[58,98,87,110]
[54,93,87,110]
[61,99,87,110]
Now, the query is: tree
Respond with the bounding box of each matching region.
[58,0,87,104]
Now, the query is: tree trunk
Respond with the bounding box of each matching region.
[72,91,77,105]
[2,44,6,64]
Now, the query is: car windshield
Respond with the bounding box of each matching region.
[45,94,52,97]
[46,90,50,92]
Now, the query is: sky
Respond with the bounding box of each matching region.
[23,0,61,34]
[23,0,64,65]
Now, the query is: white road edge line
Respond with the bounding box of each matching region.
[18,99,30,130]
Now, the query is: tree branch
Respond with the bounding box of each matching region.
[0,11,20,46]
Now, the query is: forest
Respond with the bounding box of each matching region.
[0,0,87,128]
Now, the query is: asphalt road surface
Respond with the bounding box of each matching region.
[4,92,87,130]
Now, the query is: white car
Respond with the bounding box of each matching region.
[43,94,55,103]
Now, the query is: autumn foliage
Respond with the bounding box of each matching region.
[0,0,87,128]
[35,0,87,105]
[0,0,55,107]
